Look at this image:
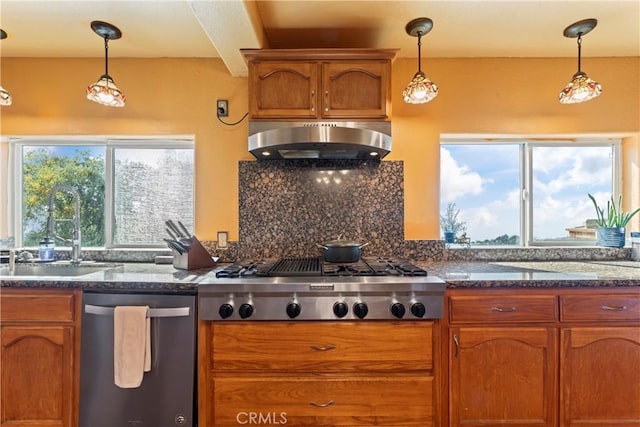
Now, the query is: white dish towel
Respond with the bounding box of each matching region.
[113,305,151,388]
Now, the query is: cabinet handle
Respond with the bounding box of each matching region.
[310,400,334,408]
[310,344,336,351]
[310,90,315,112]
[601,305,627,311]
[453,334,459,359]
[491,306,517,313]
[324,90,329,112]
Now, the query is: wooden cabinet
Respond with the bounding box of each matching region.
[444,288,640,427]
[447,292,558,427]
[199,321,437,426]
[242,49,396,120]
[559,293,640,427]
[1,288,81,427]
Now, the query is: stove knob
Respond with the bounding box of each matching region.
[390,302,406,319]
[333,301,348,318]
[218,303,234,319]
[353,302,368,319]
[410,302,426,318]
[286,302,301,319]
[239,303,254,319]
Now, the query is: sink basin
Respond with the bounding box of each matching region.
[1,262,120,277]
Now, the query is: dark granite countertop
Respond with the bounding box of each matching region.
[419,260,639,288]
[1,260,638,291]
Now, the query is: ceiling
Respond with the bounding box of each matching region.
[1,0,638,77]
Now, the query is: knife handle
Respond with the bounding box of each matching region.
[177,220,192,238]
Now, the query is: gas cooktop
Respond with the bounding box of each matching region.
[201,256,444,321]
[215,256,428,278]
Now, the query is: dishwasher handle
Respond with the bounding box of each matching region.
[85,304,191,318]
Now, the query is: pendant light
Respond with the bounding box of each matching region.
[403,17,438,104]
[87,21,125,107]
[0,29,13,106]
[558,18,602,104]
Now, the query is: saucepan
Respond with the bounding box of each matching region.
[316,237,369,263]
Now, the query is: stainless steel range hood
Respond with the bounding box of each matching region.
[248,121,391,160]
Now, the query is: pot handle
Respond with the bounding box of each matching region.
[360,242,370,248]
[316,243,328,250]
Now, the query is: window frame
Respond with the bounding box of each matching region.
[440,137,622,247]
[9,136,195,249]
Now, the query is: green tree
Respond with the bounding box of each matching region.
[22,148,105,247]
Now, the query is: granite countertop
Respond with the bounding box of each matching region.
[1,259,638,291]
[420,260,640,288]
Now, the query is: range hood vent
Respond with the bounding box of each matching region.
[248,121,391,160]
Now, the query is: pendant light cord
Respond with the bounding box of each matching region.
[417,32,423,73]
[576,34,582,73]
[104,37,110,77]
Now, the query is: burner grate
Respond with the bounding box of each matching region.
[269,257,322,276]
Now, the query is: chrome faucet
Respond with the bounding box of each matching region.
[47,185,81,264]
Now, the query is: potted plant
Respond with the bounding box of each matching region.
[440,202,467,244]
[588,193,640,247]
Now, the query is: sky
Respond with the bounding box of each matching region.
[440,143,613,242]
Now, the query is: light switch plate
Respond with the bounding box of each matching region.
[217,231,228,249]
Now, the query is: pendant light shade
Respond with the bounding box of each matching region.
[403,18,438,104]
[558,18,602,104]
[87,21,125,107]
[0,29,13,106]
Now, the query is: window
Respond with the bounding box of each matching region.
[11,138,194,248]
[440,139,619,246]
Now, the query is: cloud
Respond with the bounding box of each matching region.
[440,148,485,202]
[534,146,612,195]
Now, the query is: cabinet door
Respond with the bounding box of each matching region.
[1,325,75,427]
[322,61,390,119]
[560,327,640,427]
[249,61,318,119]
[449,327,557,427]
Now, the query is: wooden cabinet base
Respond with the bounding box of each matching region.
[199,320,438,427]
[444,288,640,427]
[1,289,81,427]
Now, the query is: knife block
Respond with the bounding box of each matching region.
[172,236,217,270]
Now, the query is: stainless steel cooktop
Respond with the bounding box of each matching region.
[199,257,445,321]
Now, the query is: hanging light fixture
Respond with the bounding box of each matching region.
[0,29,13,106]
[403,17,438,104]
[87,20,125,107]
[558,18,602,104]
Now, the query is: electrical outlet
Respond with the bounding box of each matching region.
[217,99,228,117]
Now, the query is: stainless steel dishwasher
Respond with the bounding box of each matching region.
[79,292,196,427]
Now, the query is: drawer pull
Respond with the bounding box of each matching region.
[491,306,517,313]
[310,90,315,112]
[601,305,628,311]
[310,344,336,351]
[324,90,329,112]
[310,400,334,408]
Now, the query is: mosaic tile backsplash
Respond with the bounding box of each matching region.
[238,160,408,259]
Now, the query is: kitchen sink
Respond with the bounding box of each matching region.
[0,262,121,277]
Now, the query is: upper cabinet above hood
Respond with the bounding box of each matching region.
[241,48,397,160]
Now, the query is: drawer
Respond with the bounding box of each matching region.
[0,290,78,322]
[449,294,557,323]
[560,294,640,322]
[211,321,433,372]
[212,375,433,426]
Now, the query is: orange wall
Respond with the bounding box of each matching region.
[1,56,638,241]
